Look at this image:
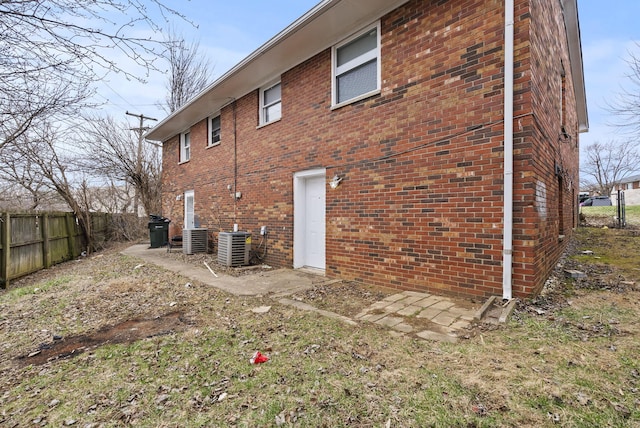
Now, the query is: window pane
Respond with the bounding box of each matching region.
[212,129,221,144]
[211,116,221,144]
[337,59,377,103]
[211,116,220,129]
[185,192,194,229]
[265,102,281,122]
[264,83,281,105]
[337,29,377,67]
[181,132,190,161]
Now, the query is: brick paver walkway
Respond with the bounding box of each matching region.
[354,291,477,343]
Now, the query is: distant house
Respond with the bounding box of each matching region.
[614,174,640,191]
[146,0,588,300]
[614,174,640,205]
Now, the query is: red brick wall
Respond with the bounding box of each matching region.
[520,0,581,296]
[161,0,580,299]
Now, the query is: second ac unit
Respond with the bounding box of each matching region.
[218,232,251,267]
[183,228,208,254]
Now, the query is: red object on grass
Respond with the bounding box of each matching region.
[250,351,269,364]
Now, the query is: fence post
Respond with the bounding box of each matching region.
[65,213,78,258]
[617,190,626,228]
[1,212,10,289]
[42,213,51,268]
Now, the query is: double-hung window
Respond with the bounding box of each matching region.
[260,80,281,125]
[180,130,190,162]
[209,115,221,147]
[333,22,381,106]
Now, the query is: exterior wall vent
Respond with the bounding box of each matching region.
[183,228,208,254]
[218,232,251,267]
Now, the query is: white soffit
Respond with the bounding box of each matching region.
[563,0,589,132]
[146,0,410,142]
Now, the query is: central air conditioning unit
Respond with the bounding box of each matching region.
[183,228,208,254]
[218,231,251,267]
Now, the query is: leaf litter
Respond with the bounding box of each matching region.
[0,229,639,426]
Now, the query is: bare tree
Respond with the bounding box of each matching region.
[608,47,640,136]
[162,27,213,113]
[580,140,640,195]
[77,115,162,217]
[0,74,88,152]
[0,182,43,212]
[0,0,190,150]
[89,180,136,214]
[0,123,96,250]
[0,153,47,210]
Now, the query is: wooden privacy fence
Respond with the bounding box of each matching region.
[0,212,111,288]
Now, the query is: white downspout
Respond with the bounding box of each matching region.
[502,0,514,300]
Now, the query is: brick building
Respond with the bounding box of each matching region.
[147,0,588,300]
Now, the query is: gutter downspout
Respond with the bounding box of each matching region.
[502,0,515,301]
[233,100,238,223]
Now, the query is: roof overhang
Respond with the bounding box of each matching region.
[563,0,589,133]
[146,0,410,142]
[147,0,590,141]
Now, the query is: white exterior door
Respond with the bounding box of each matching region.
[294,169,326,270]
[184,190,194,229]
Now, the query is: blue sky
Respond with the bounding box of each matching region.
[103,1,640,164]
[577,0,640,150]
[101,1,318,120]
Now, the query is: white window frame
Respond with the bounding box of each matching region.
[332,22,381,108]
[180,130,191,163]
[259,79,282,126]
[208,114,221,147]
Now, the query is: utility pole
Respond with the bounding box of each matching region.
[126,111,157,217]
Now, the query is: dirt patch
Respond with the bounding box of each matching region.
[16,312,190,367]
[288,281,392,318]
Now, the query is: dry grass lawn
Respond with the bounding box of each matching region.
[1,227,639,427]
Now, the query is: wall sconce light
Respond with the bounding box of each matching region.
[330,175,343,189]
[176,194,183,201]
[554,162,562,177]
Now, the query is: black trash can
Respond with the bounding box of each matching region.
[148,215,170,248]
